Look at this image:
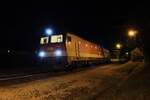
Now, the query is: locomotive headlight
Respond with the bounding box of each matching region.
[54,49,62,56]
[38,51,46,58]
[45,28,53,36]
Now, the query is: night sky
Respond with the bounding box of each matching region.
[0,1,149,52]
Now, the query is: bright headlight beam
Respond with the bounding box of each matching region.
[38,51,46,57]
[54,50,62,56]
[45,28,53,36]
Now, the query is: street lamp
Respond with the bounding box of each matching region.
[126,52,129,55]
[115,43,122,61]
[127,29,140,60]
[128,30,138,38]
[116,43,122,49]
[127,29,139,48]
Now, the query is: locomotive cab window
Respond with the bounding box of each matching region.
[40,37,49,45]
[51,35,63,43]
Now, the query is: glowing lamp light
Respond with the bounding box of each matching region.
[54,50,62,56]
[116,43,122,49]
[8,50,10,53]
[126,52,129,55]
[38,51,46,58]
[45,28,53,35]
[128,30,137,37]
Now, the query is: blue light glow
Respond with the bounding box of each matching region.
[45,28,53,35]
[38,51,46,57]
[54,50,62,56]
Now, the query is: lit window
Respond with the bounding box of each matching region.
[40,37,49,44]
[51,35,63,43]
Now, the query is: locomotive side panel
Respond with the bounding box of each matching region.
[65,33,105,65]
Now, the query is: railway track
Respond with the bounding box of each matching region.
[0,63,113,86]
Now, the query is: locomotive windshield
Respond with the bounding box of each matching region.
[51,35,63,43]
[40,34,63,45]
[40,37,49,45]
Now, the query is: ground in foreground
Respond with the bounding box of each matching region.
[0,61,145,100]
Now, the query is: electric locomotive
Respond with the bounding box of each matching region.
[38,32,110,69]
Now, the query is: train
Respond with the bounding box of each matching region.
[38,32,110,70]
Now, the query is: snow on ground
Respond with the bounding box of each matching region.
[0,62,144,100]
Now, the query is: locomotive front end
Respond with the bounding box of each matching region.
[38,34,67,69]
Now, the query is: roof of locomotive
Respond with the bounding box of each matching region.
[66,32,101,47]
[66,32,110,51]
[41,32,97,45]
[40,32,109,51]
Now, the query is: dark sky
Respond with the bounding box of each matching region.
[0,1,149,52]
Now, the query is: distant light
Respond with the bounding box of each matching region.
[54,49,62,56]
[45,28,53,35]
[38,51,46,57]
[126,52,129,55]
[116,43,122,49]
[8,50,10,53]
[128,30,137,37]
